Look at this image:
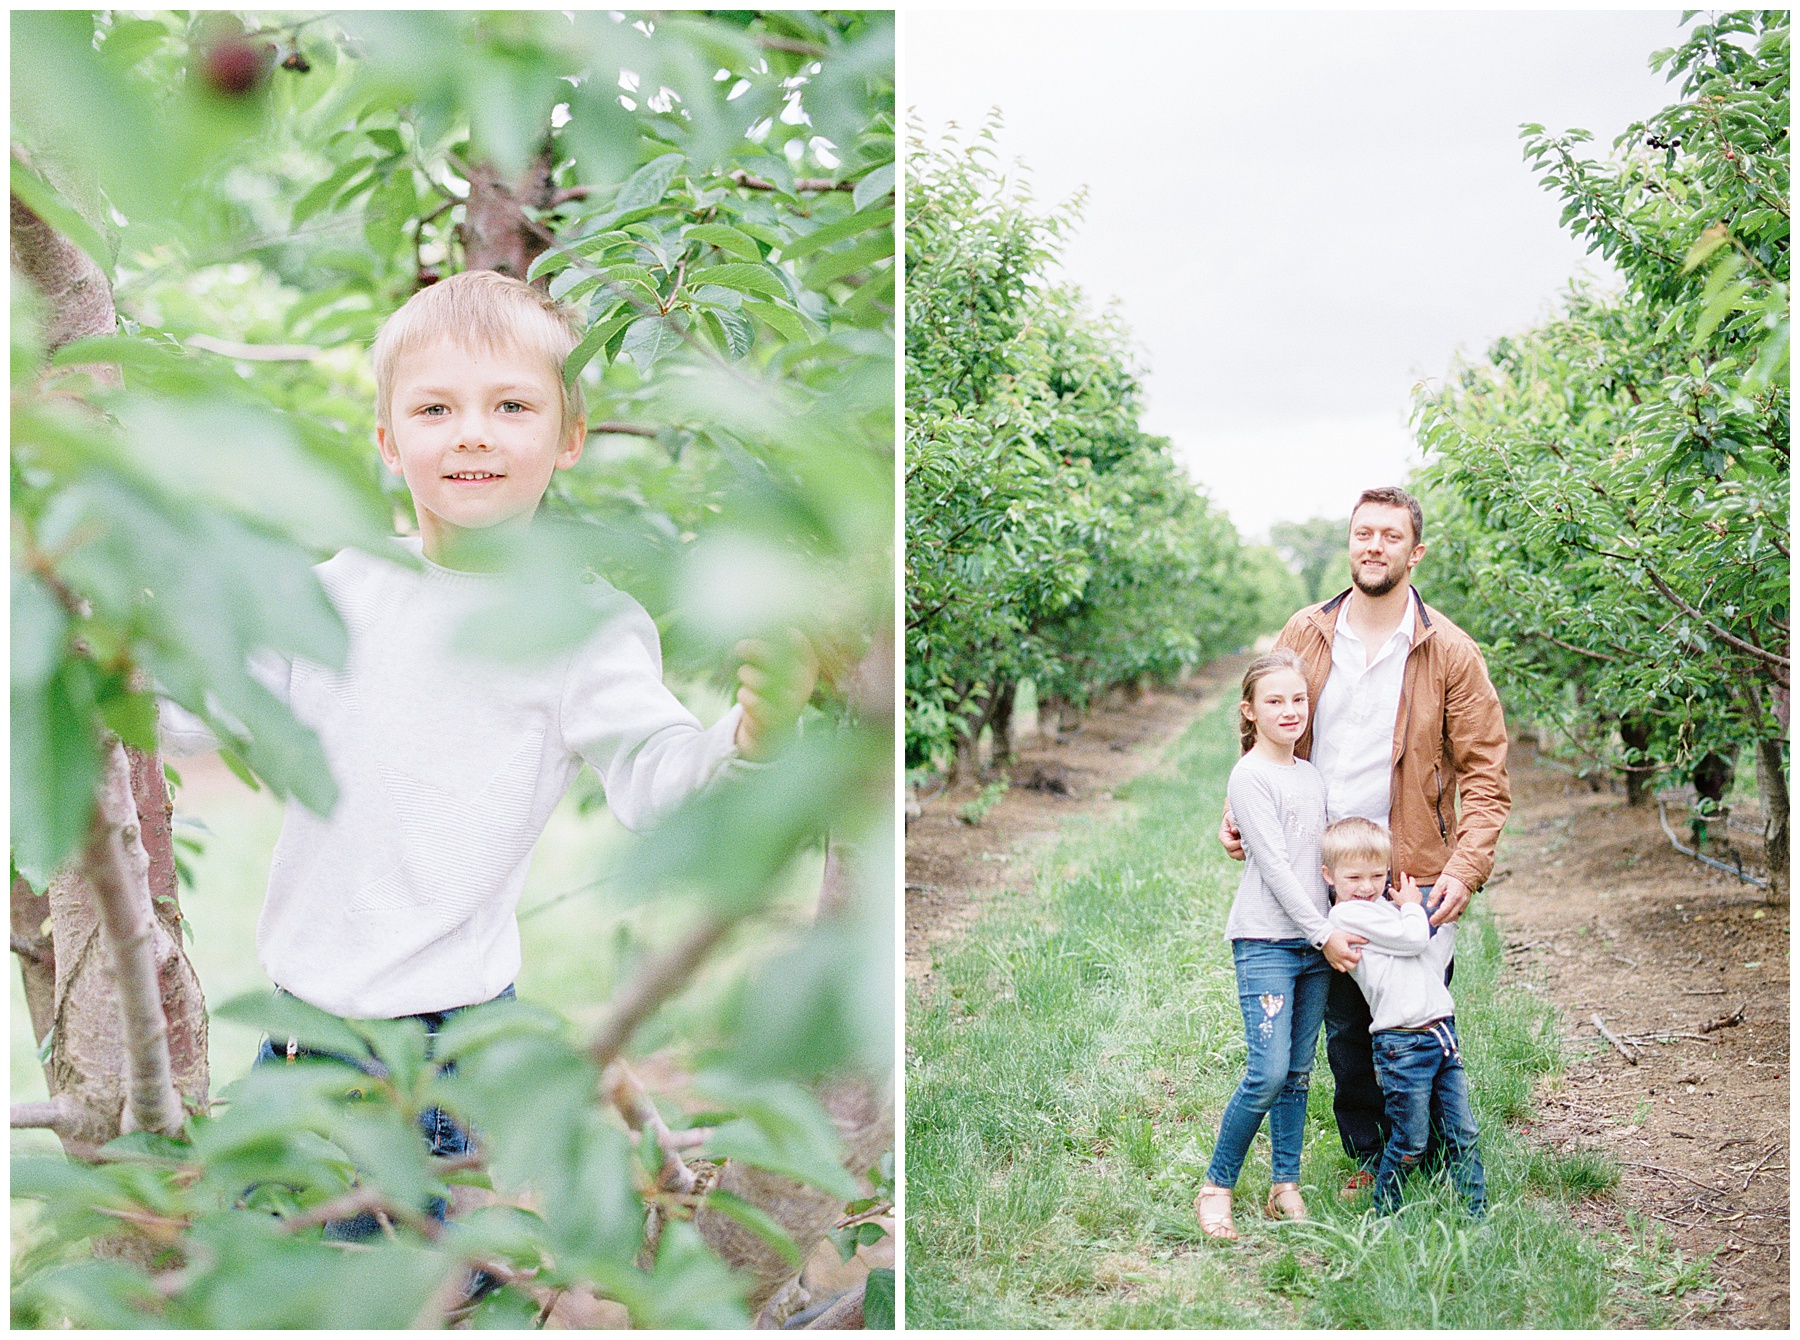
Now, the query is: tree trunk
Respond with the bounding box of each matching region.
[987,681,1017,770]
[12,190,208,1157]
[1755,737,1788,906]
[1618,713,1655,807]
[1689,747,1736,848]
[458,141,558,282]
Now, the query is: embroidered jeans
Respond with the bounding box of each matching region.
[1206,938,1330,1188]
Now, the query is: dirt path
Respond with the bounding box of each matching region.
[1492,739,1788,1329]
[906,664,1789,1328]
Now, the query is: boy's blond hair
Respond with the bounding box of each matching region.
[372,269,586,437]
[1321,816,1390,873]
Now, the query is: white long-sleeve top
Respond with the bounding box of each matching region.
[161,538,743,1019]
[1223,753,1332,947]
[1327,897,1457,1032]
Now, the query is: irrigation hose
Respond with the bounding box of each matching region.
[1654,795,1769,889]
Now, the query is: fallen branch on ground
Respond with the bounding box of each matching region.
[1700,1002,1748,1033]
[1591,1012,1639,1064]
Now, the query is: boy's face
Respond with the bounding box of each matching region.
[1324,855,1388,901]
[377,336,585,564]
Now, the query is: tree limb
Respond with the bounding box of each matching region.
[588,420,660,438]
[728,169,850,194]
[588,914,736,1072]
[1517,630,1620,663]
[1641,565,1790,680]
[84,738,185,1136]
[11,1096,80,1134]
[607,1061,699,1194]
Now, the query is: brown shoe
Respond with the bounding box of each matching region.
[1339,1169,1375,1201]
[1265,1182,1309,1222]
[1194,1183,1238,1241]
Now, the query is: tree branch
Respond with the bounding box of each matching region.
[84,738,185,1137]
[1517,630,1621,663]
[11,1096,80,1134]
[1641,565,1790,680]
[608,1061,700,1194]
[728,169,851,194]
[588,420,660,438]
[588,914,736,1072]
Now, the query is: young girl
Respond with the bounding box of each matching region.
[1195,648,1333,1241]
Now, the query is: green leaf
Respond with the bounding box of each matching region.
[99,690,159,753]
[775,205,894,262]
[851,161,896,213]
[622,315,684,376]
[804,232,895,289]
[863,1267,896,1328]
[565,312,637,385]
[695,1075,858,1201]
[691,263,790,300]
[291,156,376,228]
[614,152,686,215]
[685,223,763,260]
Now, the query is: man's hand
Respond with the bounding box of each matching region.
[733,632,818,761]
[1392,872,1422,907]
[1219,801,1245,862]
[1428,873,1472,927]
[1322,927,1366,972]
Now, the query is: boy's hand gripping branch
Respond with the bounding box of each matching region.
[733,631,819,761]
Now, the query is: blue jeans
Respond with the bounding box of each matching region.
[1370,1018,1486,1218]
[1206,939,1330,1188]
[252,985,514,1240]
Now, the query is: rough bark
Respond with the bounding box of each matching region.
[10,191,117,354]
[457,142,558,282]
[696,1078,893,1322]
[14,191,209,1157]
[1754,737,1788,906]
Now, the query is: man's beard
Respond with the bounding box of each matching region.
[1352,563,1403,598]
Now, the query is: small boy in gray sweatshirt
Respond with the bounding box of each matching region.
[1322,818,1485,1218]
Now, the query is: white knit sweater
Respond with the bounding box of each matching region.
[1326,898,1457,1032]
[161,539,742,1019]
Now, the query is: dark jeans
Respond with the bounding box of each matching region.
[1324,884,1452,1168]
[1206,939,1331,1188]
[252,985,513,1241]
[1370,1018,1486,1218]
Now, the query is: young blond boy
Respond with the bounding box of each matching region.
[161,270,808,1239]
[1321,817,1485,1218]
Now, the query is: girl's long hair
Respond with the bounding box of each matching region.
[1239,647,1309,754]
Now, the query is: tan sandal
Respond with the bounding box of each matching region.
[1265,1182,1309,1222]
[1194,1183,1238,1241]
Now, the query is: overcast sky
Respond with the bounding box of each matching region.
[907,9,1687,540]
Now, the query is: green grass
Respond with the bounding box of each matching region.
[904,694,1710,1328]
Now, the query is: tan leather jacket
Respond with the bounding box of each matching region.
[1277,587,1511,891]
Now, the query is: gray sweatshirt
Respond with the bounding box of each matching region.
[1224,753,1331,946]
[1327,899,1458,1032]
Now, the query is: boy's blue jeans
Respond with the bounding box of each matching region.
[1370,1017,1486,1218]
[252,985,514,1241]
[1206,939,1330,1188]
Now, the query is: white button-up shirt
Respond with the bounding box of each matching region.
[1310,595,1416,829]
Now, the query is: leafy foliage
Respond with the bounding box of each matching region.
[13,9,891,1327]
[905,119,1275,775]
[1413,12,1787,794]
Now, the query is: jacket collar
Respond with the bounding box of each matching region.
[1313,585,1434,641]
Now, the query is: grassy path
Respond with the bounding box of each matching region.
[905,692,1681,1328]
